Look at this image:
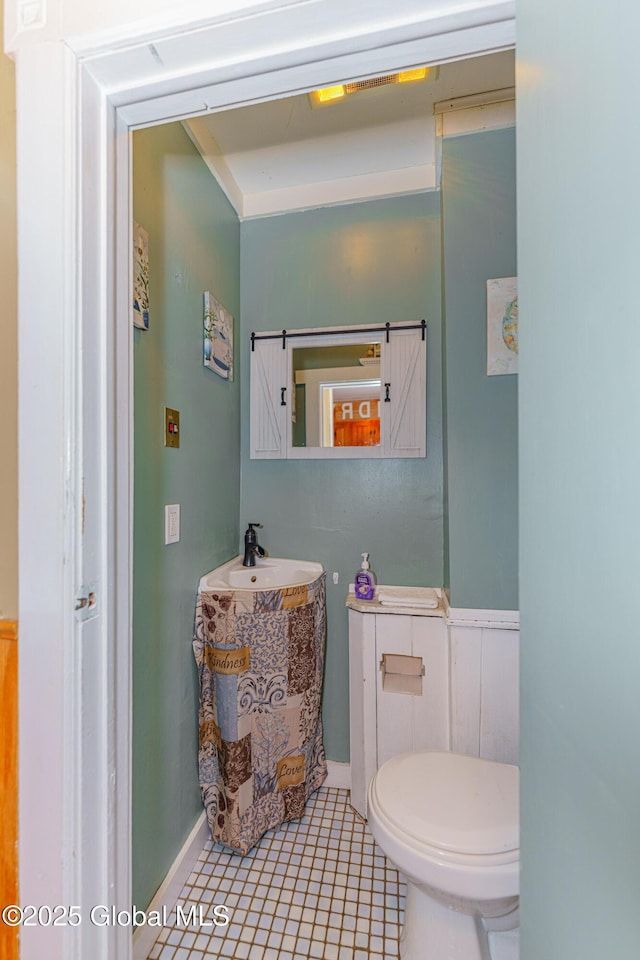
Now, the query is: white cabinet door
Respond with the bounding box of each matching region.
[375,613,449,769]
[380,326,426,457]
[375,614,415,768]
[250,338,288,458]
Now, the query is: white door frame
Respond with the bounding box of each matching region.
[15,3,514,958]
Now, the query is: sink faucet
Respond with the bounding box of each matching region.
[243,522,266,567]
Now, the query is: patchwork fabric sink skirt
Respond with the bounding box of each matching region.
[193,573,328,854]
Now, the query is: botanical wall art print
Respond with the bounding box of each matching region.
[203,291,234,380]
[486,276,518,376]
[132,220,150,330]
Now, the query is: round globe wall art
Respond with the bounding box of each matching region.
[486,276,518,376]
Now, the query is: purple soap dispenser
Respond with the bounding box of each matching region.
[354,552,376,601]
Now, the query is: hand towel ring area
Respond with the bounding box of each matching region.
[249,320,427,460]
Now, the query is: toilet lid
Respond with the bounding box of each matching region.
[373,752,519,857]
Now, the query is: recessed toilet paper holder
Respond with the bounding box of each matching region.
[379,653,425,696]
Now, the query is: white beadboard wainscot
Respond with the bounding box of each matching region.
[444,598,519,765]
[348,591,520,817]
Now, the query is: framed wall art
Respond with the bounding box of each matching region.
[203,291,234,380]
[487,276,518,376]
[132,220,150,330]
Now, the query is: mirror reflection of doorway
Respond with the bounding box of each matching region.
[292,341,381,447]
[322,381,381,446]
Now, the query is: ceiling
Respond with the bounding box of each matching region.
[184,50,515,220]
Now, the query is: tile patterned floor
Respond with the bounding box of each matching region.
[146,786,406,960]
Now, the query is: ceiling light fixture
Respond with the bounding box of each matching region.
[309,66,438,107]
[397,68,429,83]
[313,84,346,104]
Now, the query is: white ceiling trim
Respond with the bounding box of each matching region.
[241,164,437,219]
[185,117,436,218]
[185,102,514,219]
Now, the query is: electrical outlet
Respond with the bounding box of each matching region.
[165,504,180,544]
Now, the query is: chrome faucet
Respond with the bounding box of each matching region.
[243,522,266,567]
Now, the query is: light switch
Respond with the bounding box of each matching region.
[165,504,180,544]
[165,407,180,448]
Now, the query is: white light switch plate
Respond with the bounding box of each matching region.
[165,504,180,544]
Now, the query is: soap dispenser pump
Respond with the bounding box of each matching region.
[354,552,376,601]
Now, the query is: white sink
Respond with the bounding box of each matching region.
[199,555,324,591]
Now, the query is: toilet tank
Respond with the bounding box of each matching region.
[348,597,449,818]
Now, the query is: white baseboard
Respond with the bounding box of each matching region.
[132,811,209,960]
[325,760,351,791]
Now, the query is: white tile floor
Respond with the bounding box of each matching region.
[146,786,405,960]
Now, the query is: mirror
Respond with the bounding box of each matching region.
[292,343,381,448]
[249,321,426,460]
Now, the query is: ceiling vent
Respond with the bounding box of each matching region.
[309,66,439,107]
[345,75,396,93]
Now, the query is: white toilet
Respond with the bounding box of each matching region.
[367,750,519,960]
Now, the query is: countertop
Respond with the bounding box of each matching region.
[345,586,444,617]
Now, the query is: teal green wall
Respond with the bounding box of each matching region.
[132,123,241,910]
[441,128,518,609]
[240,195,443,762]
[519,4,640,956]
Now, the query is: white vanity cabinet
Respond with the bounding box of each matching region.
[348,596,449,819]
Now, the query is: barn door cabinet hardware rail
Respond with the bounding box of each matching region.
[250,319,426,350]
